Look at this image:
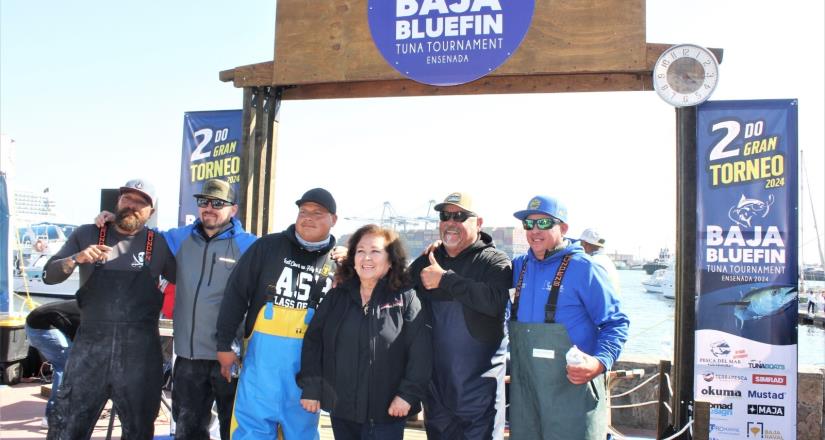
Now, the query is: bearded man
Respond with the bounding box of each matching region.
[43,178,177,440]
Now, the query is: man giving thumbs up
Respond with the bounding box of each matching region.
[408,192,512,440]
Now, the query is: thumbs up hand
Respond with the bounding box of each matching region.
[420,251,445,290]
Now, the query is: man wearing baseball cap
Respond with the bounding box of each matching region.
[408,192,512,440]
[508,196,628,440]
[580,228,621,295]
[43,178,177,438]
[217,187,342,440]
[161,178,256,440]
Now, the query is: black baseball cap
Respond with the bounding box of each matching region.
[295,188,336,215]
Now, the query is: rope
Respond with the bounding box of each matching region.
[664,373,674,397]
[610,371,659,398]
[610,400,658,409]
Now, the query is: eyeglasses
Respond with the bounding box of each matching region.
[439,211,475,223]
[522,217,561,231]
[196,198,232,209]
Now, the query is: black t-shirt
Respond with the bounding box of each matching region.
[43,223,176,287]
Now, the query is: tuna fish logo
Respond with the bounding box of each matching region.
[728,194,774,228]
[719,285,797,328]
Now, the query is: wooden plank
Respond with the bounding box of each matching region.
[279,72,652,100]
[220,44,724,99]
[272,0,646,85]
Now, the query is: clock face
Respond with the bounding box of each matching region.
[653,44,719,107]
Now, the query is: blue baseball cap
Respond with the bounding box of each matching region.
[513,195,568,223]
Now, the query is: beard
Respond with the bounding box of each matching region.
[115,208,144,233]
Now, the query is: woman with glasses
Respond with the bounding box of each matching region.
[508,195,629,440]
[299,224,432,440]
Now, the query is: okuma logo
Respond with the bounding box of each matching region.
[728,194,774,228]
[701,386,742,398]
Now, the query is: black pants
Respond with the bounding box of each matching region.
[330,416,406,440]
[172,357,237,440]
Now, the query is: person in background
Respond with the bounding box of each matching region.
[579,228,622,295]
[24,299,81,429]
[299,224,431,440]
[408,192,512,440]
[43,178,176,440]
[508,195,629,440]
[216,188,343,440]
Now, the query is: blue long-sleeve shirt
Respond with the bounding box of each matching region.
[512,241,629,370]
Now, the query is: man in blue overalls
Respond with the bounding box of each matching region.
[409,192,512,440]
[509,195,629,440]
[216,188,342,439]
[43,179,177,440]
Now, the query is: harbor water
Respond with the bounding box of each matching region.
[617,269,825,367]
[10,269,824,366]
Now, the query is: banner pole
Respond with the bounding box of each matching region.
[673,105,698,438]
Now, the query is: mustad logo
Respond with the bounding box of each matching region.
[709,402,734,417]
[752,374,787,385]
[748,390,785,400]
[701,386,742,398]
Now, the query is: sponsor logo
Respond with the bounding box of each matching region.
[709,402,734,417]
[702,371,747,383]
[710,340,731,357]
[698,341,744,366]
[701,386,742,398]
[748,361,785,370]
[752,374,786,386]
[709,423,741,436]
[747,421,764,438]
[748,404,785,416]
[748,422,786,439]
[747,390,785,400]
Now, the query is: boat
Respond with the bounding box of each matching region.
[642,248,671,274]
[661,268,676,299]
[641,268,667,294]
[13,251,78,298]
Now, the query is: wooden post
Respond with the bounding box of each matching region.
[692,401,710,440]
[238,87,281,236]
[656,360,672,440]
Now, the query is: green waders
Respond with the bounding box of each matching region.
[508,255,608,440]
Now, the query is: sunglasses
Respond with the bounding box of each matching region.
[439,210,475,223]
[196,198,232,209]
[522,217,561,231]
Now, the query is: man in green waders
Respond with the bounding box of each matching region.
[508,195,629,440]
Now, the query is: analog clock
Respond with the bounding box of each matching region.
[653,44,719,107]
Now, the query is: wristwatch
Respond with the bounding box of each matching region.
[70,254,79,264]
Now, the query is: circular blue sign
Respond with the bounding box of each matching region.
[368,0,535,86]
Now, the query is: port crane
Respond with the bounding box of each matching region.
[345,200,439,231]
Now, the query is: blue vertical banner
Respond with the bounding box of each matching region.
[179,110,243,226]
[694,100,798,439]
[0,174,11,312]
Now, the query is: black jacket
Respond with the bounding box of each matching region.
[298,277,432,424]
[25,299,81,340]
[215,225,336,352]
[408,231,512,344]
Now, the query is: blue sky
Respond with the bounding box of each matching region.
[2,0,823,263]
